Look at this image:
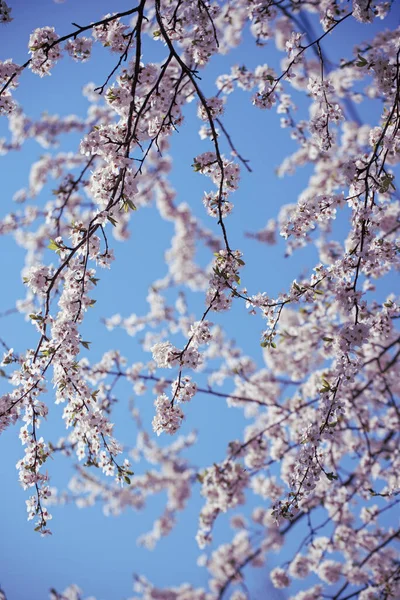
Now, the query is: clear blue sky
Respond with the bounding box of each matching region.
[0,1,399,599]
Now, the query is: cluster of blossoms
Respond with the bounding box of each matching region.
[48,252,125,479]
[0,0,12,23]
[193,151,240,218]
[307,78,344,151]
[206,249,244,312]
[189,320,213,345]
[3,349,52,533]
[352,0,390,23]
[152,393,184,436]
[23,264,53,296]
[216,62,280,111]
[65,37,93,62]
[92,13,130,53]
[195,152,241,192]
[197,96,225,121]
[206,529,265,594]
[197,460,249,547]
[28,27,61,77]
[151,341,183,369]
[171,376,197,403]
[152,0,221,66]
[150,319,213,435]
[0,59,20,115]
[280,193,345,240]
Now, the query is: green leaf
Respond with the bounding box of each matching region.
[29,313,43,321]
[125,198,137,211]
[197,470,207,483]
[48,239,59,251]
[41,348,55,357]
[378,174,395,193]
[107,215,118,227]
[355,54,368,67]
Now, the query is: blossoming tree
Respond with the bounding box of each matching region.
[0,0,399,598]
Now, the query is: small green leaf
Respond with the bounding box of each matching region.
[355,54,368,67]
[48,239,59,251]
[29,313,43,321]
[107,215,118,227]
[125,198,137,211]
[197,470,207,483]
[378,173,395,194]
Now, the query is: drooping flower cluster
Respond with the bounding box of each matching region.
[197,460,249,547]
[152,393,184,436]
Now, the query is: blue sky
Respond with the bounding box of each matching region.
[0,1,399,599]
